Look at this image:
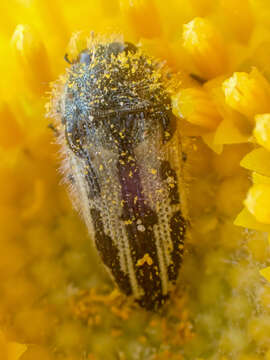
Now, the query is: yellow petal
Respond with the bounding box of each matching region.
[243,41,270,81]
[234,208,270,232]
[7,341,27,360]
[240,147,270,176]
[21,179,45,220]
[202,132,223,154]
[120,0,162,38]
[244,183,270,224]
[0,102,24,149]
[214,117,250,145]
[189,0,215,16]
[218,0,254,44]
[252,172,270,185]
[11,24,53,95]
[254,113,270,151]
[260,267,270,282]
[0,330,27,360]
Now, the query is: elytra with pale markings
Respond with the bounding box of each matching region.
[49,36,188,310]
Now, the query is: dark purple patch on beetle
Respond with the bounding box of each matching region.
[117,150,166,310]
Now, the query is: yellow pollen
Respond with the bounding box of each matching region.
[136,253,153,267]
[124,219,133,225]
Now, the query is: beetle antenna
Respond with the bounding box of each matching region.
[64,53,73,64]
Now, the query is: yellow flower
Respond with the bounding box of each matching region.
[1,0,270,359]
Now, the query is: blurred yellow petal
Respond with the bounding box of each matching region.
[0,330,27,360]
[242,41,270,80]
[99,0,120,16]
[260,267,270,282]
[120,0,162,38]
[11,24,53,95]
[0,102,24,149]
[189,0,215,16]
[31,0,69,50]
[218,0,254,43]
[21,179,45,220]
[7,341,27,360]
[201,132,223,154]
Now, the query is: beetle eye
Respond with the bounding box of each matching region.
[78,49,92,65]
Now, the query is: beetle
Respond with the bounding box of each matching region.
[49,37,187,310]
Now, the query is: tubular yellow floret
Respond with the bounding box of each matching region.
[172,87,222,130]
[11,24,52,94]
[245,183,270,224]
[222,68,270,121]
[182,17,228,79]
[254,114,270,151]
